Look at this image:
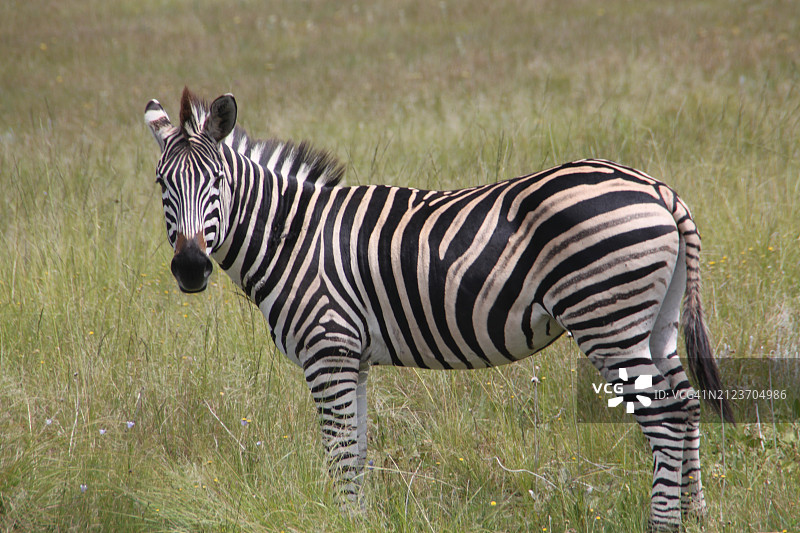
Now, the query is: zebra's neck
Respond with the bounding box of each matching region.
[211,132,342,305]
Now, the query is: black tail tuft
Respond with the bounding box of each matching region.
[666,186,736,424]
[683,296,735,424]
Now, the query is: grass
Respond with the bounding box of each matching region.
[1,0,799,531]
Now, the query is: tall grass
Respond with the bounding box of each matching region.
[1,0,799,531]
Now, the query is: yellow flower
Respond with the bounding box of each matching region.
[490,500,496,506]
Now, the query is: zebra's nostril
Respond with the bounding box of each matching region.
[171,242,213,293]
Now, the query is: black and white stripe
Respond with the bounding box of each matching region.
[145,89,733,532]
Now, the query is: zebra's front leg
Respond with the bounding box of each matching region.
[355,367,369,476]
[303,349,369,509]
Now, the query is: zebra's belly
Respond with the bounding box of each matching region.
[364,303,565,369]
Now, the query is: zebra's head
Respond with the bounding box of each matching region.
[144,88,237,293]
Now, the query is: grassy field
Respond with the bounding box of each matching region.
[2,0,799,531]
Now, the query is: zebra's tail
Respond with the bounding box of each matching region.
[666,187,736,424]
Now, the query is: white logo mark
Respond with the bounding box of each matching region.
[607,368,653,413]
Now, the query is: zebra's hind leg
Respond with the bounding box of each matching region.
[590,351,687,532]
[649,351,705,523]
[649,251,707,522]
[303,348,368,510]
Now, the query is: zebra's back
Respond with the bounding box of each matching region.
[300,159,682,371]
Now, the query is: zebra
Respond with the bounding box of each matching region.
[144,88,733,532]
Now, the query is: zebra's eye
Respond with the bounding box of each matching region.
[155,175,166,191]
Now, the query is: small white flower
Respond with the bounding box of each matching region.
[99,429,106,435]
[45,418,53,425]
[80,484,88,493]
[126,421,135,429]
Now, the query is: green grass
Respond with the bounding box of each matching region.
[2,0,799,531]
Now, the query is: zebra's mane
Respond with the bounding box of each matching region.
[225,129,345,188]
[181,88,344,187]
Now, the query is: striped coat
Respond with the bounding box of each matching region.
[146,88,732,532]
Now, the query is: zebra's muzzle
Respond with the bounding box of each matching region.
[171,233,213,293]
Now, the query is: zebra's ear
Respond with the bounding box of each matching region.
[206,94,237,143]
[145,99,173,151]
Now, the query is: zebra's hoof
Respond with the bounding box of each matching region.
[646,518,681,533]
